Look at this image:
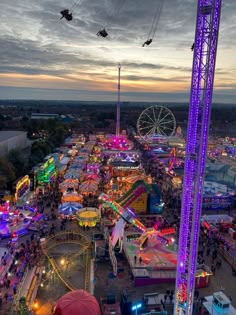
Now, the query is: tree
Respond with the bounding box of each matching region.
[7,149,28,178]
[0,158,16,189]
[31,141,51,156]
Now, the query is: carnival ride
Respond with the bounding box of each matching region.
[96,0,127,37]
[174,1,222,314]
[116,180,163,214]
[137,105,176,140]
[58,202,83,217]
[167,147,184,170]
[60,0,81,21]
[42,231,92,292]
[0,202,38,239]
[99,193,175,251]
[116,180,148,213]
[77,207,100,227]
[116,64,121,137]
[104,135,131,150]
[142,0,165,47]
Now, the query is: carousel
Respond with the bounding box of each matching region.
[76,207,100,227]
[59,179,79,192]
[58,202,83,217]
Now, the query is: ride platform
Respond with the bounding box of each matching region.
[123,232,177,286]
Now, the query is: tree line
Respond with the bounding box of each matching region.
[0,119,70,191]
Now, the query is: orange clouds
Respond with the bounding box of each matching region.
[0,72,191,94]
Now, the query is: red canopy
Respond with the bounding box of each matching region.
[54,290,101,315]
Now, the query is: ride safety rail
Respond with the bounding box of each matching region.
[42,231,92,292]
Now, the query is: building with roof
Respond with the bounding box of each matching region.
[0,131,29,156]
[31,113,59,120]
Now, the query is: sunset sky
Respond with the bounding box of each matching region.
[0,0,236,102]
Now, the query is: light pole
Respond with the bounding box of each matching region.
[131,302,142,315]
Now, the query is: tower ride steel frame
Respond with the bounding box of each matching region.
[116,63,121,136]
[174,1,222,314]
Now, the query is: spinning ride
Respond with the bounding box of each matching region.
[99,193,175,250]
[137,105,176,139]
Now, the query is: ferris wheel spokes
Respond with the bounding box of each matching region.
[137,105,176,140]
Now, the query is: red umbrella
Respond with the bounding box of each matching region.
[54,290,101,315]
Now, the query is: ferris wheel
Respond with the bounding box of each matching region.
[137,105,176,139]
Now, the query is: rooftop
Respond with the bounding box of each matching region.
[0,131,26,142]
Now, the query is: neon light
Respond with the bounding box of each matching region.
[36,157,56,184]
[15,175,31,200]
[174,1,222,314]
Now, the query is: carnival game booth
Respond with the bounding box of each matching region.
[86,163,101,175]
[79,180,98,196]
[218,234,236,268]
[14,175,31,203]
[202,181,235,210]
[195,264,213,288]
[61,192,83,203]
[57,164,68,177]
[76,207,100,227]
[64,169,82,180]
[84,174,101,184]
[35,157,57,187]
[59,179,79,193]
[201,215,236,267]
[201,214,233,236]
[111,159,142,179]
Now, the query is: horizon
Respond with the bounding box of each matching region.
[0,86,236,105]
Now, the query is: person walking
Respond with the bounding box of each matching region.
[4,292,8,302]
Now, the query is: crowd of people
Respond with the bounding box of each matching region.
[0,234,42,310]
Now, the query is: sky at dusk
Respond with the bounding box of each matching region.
[0,0,236,102]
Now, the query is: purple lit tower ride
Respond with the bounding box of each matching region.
[174,1,222,315]
[116,63,121,136]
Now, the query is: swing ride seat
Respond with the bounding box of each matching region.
[60,9,69,15]
[97,29,108,37]
[66,13,73,21]
[142,39,153,47]
[60,9,73,21]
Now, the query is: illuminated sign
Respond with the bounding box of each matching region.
[15,175,30,201]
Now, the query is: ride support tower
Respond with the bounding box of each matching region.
[116,63,121,136]
[174,1,222,314]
